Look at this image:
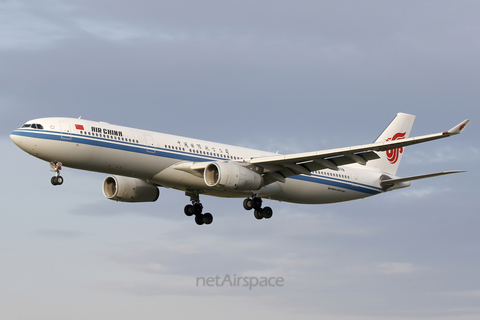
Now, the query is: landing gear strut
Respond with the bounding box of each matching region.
[243,197,273,220]
[184,192,213,225]
[50,162,64,186]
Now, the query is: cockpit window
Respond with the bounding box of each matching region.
[22,123,44,129]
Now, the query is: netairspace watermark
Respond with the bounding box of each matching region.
[196,274,284,290]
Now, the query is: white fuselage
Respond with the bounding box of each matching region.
[10,117,387,204]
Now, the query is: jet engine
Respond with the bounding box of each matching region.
[103,175,159,202]
[204,162,263,190]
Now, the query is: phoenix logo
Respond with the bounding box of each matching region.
[386,132,406,164]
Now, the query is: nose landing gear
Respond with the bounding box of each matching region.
[50,162,64,186]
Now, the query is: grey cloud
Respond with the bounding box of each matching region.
[37,228,86,238]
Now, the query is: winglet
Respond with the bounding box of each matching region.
[447,119,470,135]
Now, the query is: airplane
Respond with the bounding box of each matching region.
[10,113,470,225]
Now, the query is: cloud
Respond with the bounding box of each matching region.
[443,290,480,297]
[37,228,86,238]
[73,19,150,42]
[404,146,479,166]
[378,262,431,275]
[0,0,185,51]
[398,186,450,198]
[0,0,72,50]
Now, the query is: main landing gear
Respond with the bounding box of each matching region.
[183,193,273,226]
[50,162,64,186]
[184,193,213,226]
[243,197,273,220]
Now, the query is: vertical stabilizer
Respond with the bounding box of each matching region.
[367,113,416,175]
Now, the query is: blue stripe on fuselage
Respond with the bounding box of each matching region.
[11,129,383,195]
[290,175,382,195]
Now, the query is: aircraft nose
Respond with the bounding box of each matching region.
[10,131,29,152]
[10,131,23,147]
[10,130,39,156]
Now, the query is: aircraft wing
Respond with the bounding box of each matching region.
[248,119,470,184]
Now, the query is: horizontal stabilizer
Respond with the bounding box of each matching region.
[380,170,465,189]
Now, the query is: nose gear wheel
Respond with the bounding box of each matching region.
[50,162,64,186]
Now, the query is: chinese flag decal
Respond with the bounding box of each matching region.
[75,124,84,130]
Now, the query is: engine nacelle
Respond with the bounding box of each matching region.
[103,175,159,202]
[204,162,263,191]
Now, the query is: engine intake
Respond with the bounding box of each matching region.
[103,175,159,202]
[204,162,263,190]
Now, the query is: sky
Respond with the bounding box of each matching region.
[1,0,479,319]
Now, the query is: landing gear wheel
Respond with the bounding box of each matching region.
[203,213,213,225]
[243,198,253,210]
[262,206,273,219]
[184,205,194,216]
[254,209,264,220]
[252,197,262,210]
[50,162,64,186]
[195,214,205,225]
[185,192,213,225]
[193,203,203,215]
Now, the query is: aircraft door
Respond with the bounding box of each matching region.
[145,135,156,153]
[60,122,71,140]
